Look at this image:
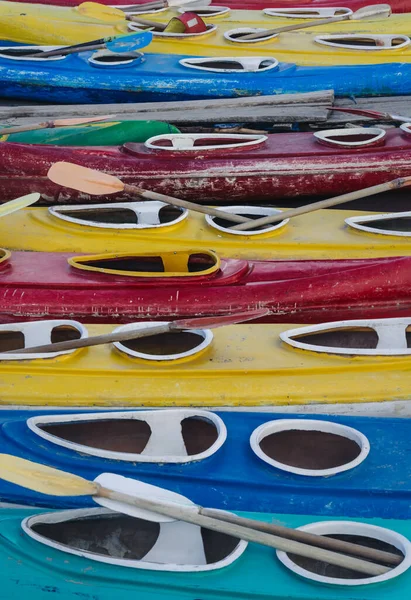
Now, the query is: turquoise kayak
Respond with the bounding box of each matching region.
[0,120,180,145]
[1,507,410,599]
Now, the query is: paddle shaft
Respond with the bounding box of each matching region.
[127,15,166,27]
[97,487,390,576]
[5,322,172,355]
[122,184,250,224]
[0,122,60,135]
[231,176,411,231]
[40,43,103,58]
[202,508,401,566]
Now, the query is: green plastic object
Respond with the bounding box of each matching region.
[0,120,180,146]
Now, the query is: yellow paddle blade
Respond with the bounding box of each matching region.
[0,454,97,496]
[0,193,40,218]
[48,162,125,196]
[78,2,126,21]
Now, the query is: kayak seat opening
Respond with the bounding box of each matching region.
[346,213,411,236]
[180,57,278,73]
[89,51,143,68]
[69,251,219,278]
[143,133,267,152]
[250,419,369,476]
[25,508,245,571]
[27,409,227,463]
[264,7,352,18]
[315,34,411,50]
[127,21,216,37]
[50,325,82,344]
[224,28,279,43]
[291,328,379,350]
[277,520,411,586]
[0,331,25,353]
[112,322,213,361]
[49,202,187,230]
[314,127,386,148]
[0,47,66,61]
[206,206,288,236]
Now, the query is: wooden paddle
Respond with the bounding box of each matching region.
[3,310,269,355]
[35,31,153,59]
[0,193,40,217]
[326,106,411,123]
[230,176,411,231]
[0,116,114,136]
[47,162,251,225]
[240,4,391,41]
[0,455,395,576]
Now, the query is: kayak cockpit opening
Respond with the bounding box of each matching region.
[49,201,188,229]
[23,508,246,571]
[224,28,279,43]
[250,419,370,477]
[0,46,66,61]
[277,521,410,586]
[88,50,144,68]
[112,322,213,362]
[314,127,386,148]
[0,320,87,361]
[142,133,267,152]
[68,250,220,278]
[206,205,288,236]
[177,6,231,17]
[263,7,352,18]
[27,409,226,463]
[127,21,217,37]
[314,34,410,50]
[179,56,279,72]
[280,318,411,356]
[346,211,411,237]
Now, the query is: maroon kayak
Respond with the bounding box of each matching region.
[11,0,411,12]
[0,249,410,323]
[1,128,411,203]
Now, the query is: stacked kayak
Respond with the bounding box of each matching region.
[0,316,409,407]
[0,249,409,323]
[0,408,410,519]
[1,47,411,102]
[1,128,411,202]
[0,120,180,145]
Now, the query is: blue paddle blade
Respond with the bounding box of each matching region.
[106,31,153,53]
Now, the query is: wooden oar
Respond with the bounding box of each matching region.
[326,106,411,123]
[230,176,411,231]
[47,162,251,225]
[0,455,395,577]
[0,116,113,136]
[0,193,40,217]
[3,310,269,355]
[35,31,153,59]
[240,4,391,41]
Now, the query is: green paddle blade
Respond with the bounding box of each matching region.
[0,121,180,146]
[0,454,97,496]
[0,193,40,217]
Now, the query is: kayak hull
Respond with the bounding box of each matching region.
[1,128,411,202]
[0,51,411,103]
[0,252,410,324]
[0,408,410,519]
[0,508,410,600]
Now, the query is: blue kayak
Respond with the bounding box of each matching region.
[1,408,411,519]
[0,47,410,102]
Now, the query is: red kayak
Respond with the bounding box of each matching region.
[1,129,411,203]
[0,250,410,323]
[11,0,411,12]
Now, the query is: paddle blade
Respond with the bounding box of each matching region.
[171,309,270,331]
[48,162,124,196]
[0,454,97,496]
[106,30,153,52]
[78,2,126,21]
[53,116,115,126]
[352,3,391,18]
[0,193,40,217]
[94,473,196,522]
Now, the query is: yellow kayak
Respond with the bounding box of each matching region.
[0,317,409,407]
[1,1,411,64]
[1,204,411,260]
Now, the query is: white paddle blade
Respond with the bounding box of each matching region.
[352,3,391,18]
[94,473,197,522]
[0,193,40,218]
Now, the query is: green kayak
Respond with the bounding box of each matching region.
[0,120,180,145]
